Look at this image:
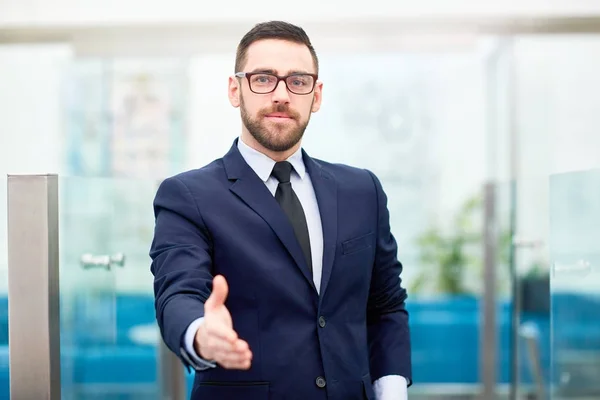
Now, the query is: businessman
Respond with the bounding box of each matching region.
[150,20,411,400]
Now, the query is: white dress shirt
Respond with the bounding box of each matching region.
[183,137,407,399]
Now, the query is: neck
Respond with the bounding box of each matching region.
[240,131,301,162]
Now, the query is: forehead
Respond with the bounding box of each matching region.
[242,39,316,74]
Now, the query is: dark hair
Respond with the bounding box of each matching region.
[235,21,319,74]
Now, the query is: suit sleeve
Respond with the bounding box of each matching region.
[150,176,214,369]
[365,170,412,385]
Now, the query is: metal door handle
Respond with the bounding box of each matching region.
[512,236,544,248]
[80,253,126,270]
[552,259,592,276]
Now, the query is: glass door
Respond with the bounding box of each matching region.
[549,169,600,399]
[60,177,119,399]
[59,177,161,399]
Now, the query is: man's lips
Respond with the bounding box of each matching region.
[265,113,293,119]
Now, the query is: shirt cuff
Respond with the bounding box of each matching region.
[373,375,408,400]
[183,317,217,370]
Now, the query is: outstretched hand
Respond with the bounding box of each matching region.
[194,275,252,369]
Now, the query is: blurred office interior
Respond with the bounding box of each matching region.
[1,1,600,399]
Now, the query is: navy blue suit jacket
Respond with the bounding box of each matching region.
[150,141,411,400]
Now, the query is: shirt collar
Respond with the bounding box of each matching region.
[237,137,306,182]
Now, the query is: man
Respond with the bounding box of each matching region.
[150,21,411,400]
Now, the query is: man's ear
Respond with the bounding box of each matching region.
[228,76,241,108]
[311,81,323,113]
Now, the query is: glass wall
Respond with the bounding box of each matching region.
[55,57,192,397]
[549,170,600,399]
[511,34,600,399]
[59,177,160,399]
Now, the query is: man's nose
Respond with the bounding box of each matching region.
[271,80,290,103]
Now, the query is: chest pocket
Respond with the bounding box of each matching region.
[342,232,374,255]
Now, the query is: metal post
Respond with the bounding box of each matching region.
[506,35,521,400]
[159,340,187,400]
[7,174,61,399]
[481,182,497,400]
[519,322,546,400]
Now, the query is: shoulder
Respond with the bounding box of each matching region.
[169,158,226,185]
[311,157,382,191]
[157,158,227,196]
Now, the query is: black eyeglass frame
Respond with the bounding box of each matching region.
[235,71,318,95]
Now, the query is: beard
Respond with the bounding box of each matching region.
[240,96,311,152]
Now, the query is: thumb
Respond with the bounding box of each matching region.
[205,275,228,312]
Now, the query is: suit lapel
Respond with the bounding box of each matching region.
[224,141,316,292]
[303,151,338,298]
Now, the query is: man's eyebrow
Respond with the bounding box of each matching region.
[248,68,313,75]
[287,69,312,75]
[249,68,276,74]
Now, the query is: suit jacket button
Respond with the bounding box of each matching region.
[318,316,326,328]
[316,376,326,388]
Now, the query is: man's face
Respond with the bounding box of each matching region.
[229,39,323,152]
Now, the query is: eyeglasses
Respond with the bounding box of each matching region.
[235,72,318,95]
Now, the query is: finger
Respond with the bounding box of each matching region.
[214,347,252,363]
[219,357,252,370]
[219,359,252,370]
[233,339,250,353]
[208,338,250,358]
[216,350,253,370]
[205,275,228,311]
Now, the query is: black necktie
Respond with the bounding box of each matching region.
[271,161,312,275]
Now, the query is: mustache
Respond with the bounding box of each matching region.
[260,104,300,120]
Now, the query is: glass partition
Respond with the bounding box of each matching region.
[508,34,600,400]
[0,177,8,399]
[59,176,163,399]
[549,169,600,399]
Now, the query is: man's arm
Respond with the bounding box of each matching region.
[150,176,214,369]
[366,170,412,387]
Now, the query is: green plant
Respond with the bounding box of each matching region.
[411,193,511,295]
[523,258,549,279]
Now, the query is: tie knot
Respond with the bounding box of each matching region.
[272,161,293,183]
